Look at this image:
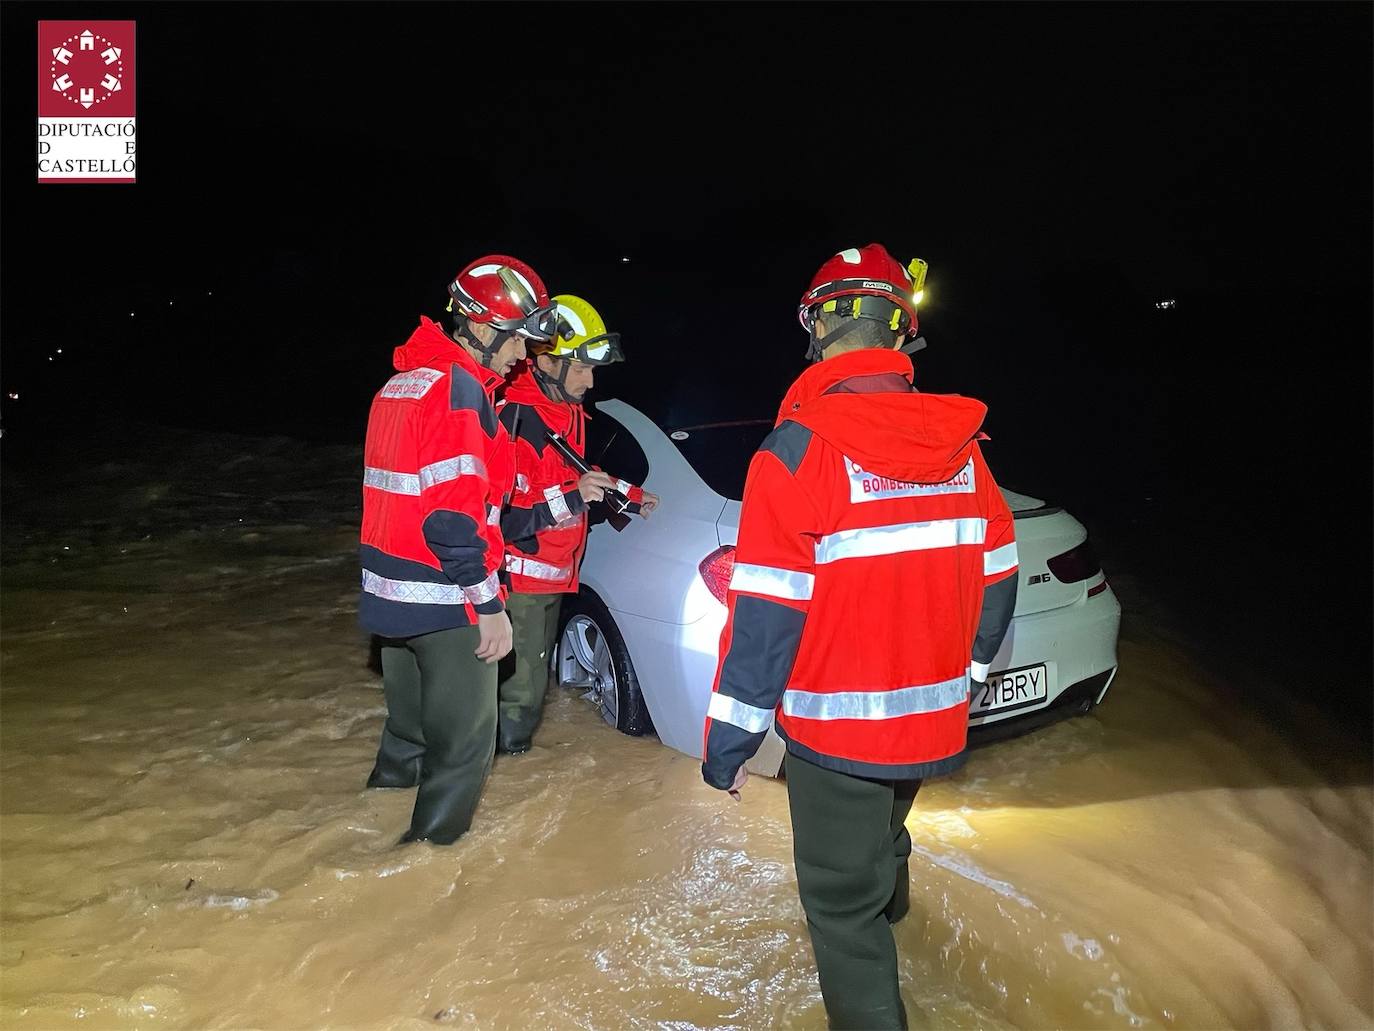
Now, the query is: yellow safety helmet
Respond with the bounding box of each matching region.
[544,294,624,365]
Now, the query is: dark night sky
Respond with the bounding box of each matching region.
[3,4,1371,701]
[3,5,1369,408]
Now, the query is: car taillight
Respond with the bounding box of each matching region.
[1046,540,1100,583]
[699,545,736,604]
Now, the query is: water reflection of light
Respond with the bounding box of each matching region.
[910,843,1039,910]
[907,808,977,840]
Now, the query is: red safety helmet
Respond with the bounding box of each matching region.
[797,244,927,361]
[448,255,560,342]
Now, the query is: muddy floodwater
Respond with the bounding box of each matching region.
[2,430,1370,1030]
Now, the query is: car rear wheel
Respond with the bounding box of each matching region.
[556,590,654,737]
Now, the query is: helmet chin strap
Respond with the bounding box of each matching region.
[454,313,512,369]
[482,329,518,369]
[534,356,581,404]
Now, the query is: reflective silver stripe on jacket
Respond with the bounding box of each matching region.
[419,454,487,491]
[362,570,463,605]
[364,467,421,495]
[729,562,815,601]
[614,478,633,495]
[364,454,487,496]
[814,517,987,565]
[362,569,500,606]
[463,570,501,605]
[708,691,775,733]
[544,485,572,524]
[984,542,1019,576]
[486,504,500,526]
[782,672,969,721]
[504,555,572,581]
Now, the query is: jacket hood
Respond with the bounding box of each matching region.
[778,349,987,484]
[393,317,503,394]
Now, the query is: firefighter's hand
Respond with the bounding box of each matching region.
[639,491,661,517]
[727,766,749,802]
[577,470,616,503]
[475,611,513,663]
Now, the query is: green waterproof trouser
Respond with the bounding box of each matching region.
[785,750,922,1031]
[366,625,496,845]
[497,591,563,752]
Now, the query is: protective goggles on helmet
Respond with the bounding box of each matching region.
[489,304,561,341]
[558,331,624,365]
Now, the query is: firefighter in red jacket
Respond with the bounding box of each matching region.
[701,245,1019,1029]
[360,255,563,845]
[496,294,659,753]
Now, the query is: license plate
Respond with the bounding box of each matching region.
[972,663,1049,716]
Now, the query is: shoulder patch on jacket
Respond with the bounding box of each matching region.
[759,420,812,476]
[380,368,444,400]
[450,364,498,435]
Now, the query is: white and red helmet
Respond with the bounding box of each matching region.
[448,255,560,342]
[798,244,928,360]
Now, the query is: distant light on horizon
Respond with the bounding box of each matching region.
[7,393,17,400]
[621,256,631,263]
[1155,298,1176,310]
[129,312,135,317]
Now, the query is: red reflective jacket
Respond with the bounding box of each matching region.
[359,317,514,638]
[702,349,1018,787]
[498,368,644,594]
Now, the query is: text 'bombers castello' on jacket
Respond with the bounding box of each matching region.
[702,348,1019,787]
[498,367,645,595]
[359,317,515,639]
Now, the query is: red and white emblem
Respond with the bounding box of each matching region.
[38,21,136,119]
[48,28,126,110]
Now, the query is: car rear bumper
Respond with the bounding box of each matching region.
[971,583,1122,730]
[968,667,1115,746]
